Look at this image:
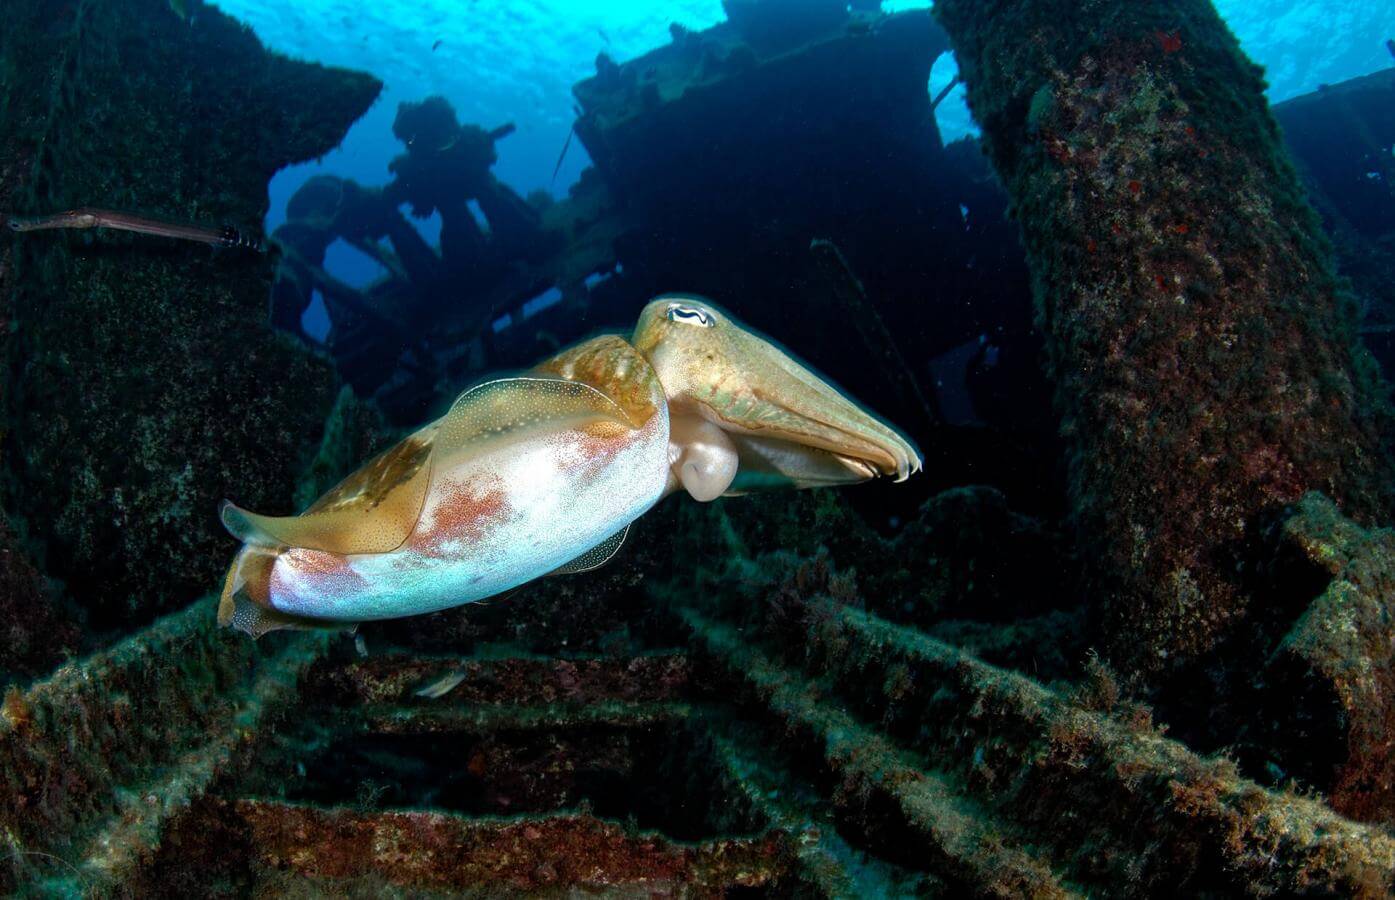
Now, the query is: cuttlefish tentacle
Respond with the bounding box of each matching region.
[218,295,920,637]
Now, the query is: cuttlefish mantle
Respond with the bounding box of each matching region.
[219,295,921,637]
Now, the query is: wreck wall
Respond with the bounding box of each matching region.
[0,0,380,638]
[934,0,1392,685]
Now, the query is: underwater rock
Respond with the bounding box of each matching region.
[0,0,380,630]
[10,478,1394,894]
[0,517,79,681]
[146,800,790,895]
[1259,492,1395,825]
[698,485,1074,638]
[935,0,1392,687]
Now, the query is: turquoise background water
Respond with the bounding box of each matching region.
[206,0,1394,329]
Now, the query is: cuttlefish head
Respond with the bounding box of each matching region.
[633,295,921,501]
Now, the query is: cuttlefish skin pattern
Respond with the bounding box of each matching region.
[219,296,920,637]
[275,383,668,622]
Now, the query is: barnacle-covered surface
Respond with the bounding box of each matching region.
[0,596,327,893]
[666,496,1395,895]
[935,0,1393,694]
[1255,492,1395,824]
[0,0,380,639]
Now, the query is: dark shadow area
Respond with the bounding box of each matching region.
[268,721,762,841]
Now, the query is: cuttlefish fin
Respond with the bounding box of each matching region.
[220,426,437,555]
[226,594,359,639]
[217,546,359,638]
[432,375,636,469]
[219,502,283,547]
[217,545,271,625]
[550,524,630,576]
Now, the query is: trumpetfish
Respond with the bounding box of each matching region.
[5,207,264,251]
[219,295,921,637]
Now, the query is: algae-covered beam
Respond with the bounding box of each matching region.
[1259,493,1395,824]
[683,608,1081,897]
[206,803,790,893]
[670,562,1395,894]
[0,597,330,893]
[933,0,1392,684]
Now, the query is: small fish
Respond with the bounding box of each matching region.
[5,207,262,251]
[597,27,611,46]
[415,670,467,699]
[1156,30,1182,54]
[354,634,368,658]
[432,39,443,52]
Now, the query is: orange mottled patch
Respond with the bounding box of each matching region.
[581,419,629,441]
[277,548,368,593]
[557,419,634,477]
[411,478,511,558]
[292,549,360,578]
[535,335,660,427]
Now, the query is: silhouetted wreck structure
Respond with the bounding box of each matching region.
[1273,67,1395,372]
[4,0,1395,895]
[286,2,1049,502]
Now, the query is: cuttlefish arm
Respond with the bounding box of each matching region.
[219,342,670,637]
[632,295,922,500]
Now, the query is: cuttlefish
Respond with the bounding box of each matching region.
[219,296,921,637]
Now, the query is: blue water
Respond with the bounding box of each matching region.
[206,0,1394,337]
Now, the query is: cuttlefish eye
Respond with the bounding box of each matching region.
[666,303,715,327]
